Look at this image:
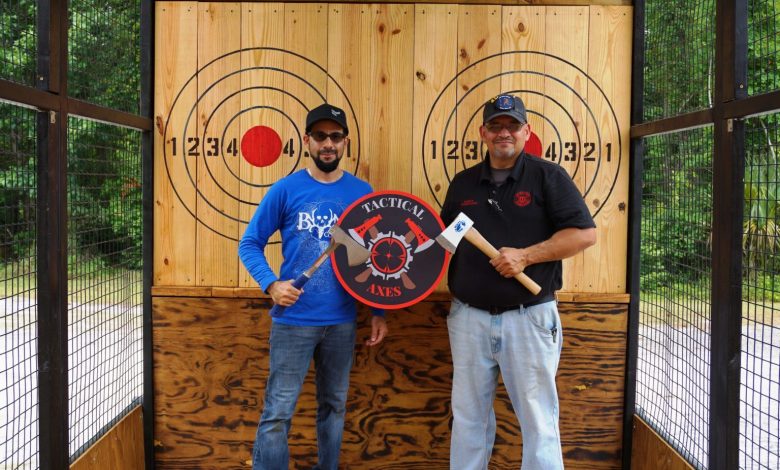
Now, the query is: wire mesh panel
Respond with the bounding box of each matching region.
[68,0,140,114]
[742,114,780,470]
[747,0,780,96]
[643,0,715,122]
[0,0,36,86]
[638,127,714,469]
[0,103,38,468]
[66,116,142,460]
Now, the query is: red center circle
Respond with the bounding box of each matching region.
[525,131,543,158]
[241,125,283,167]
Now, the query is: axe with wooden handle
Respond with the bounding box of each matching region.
[435,212,542,295]
[270,224,370,318]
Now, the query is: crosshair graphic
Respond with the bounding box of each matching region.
[422,51,623,218]
[162,47,361,241]
[368,232,414,280]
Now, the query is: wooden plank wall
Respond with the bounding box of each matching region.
[154,2,632,293]
[70,407,144,470]
[153,296,627,469]
[631,416,695,470]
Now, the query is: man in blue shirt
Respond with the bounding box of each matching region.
[239,103,388,470]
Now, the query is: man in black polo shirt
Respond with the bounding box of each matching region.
[440,94,596,470]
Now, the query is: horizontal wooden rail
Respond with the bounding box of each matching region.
[152,286,630,303]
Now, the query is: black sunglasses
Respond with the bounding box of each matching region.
[308,131,346,143]
[484,122,526,134]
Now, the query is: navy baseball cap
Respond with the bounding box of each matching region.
[306,103,349,135]
[483,94,527,124]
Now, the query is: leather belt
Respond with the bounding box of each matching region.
[471,294,555,315]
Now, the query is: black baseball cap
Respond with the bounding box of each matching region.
[306,103,349,135]
[483,94,527,124]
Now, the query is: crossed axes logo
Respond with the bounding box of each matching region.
[331,191,449,309]
[346,215,436,290]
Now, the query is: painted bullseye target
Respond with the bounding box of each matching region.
[241,125,282,167]
[422,51,622,218]
[162,47,361,242]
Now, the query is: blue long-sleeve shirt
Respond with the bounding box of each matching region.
[239,169,378,326]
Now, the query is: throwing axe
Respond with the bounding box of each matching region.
[269,224,371,318]
[435,212,542,295]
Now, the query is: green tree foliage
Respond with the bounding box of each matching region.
[0,1,141,269]
[641,0,780,293]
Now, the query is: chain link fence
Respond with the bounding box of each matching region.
[0,102,39,470]
[66,117,143,460]
[0,0,145,467]
[638,128,713,469]
[637,0,780,468]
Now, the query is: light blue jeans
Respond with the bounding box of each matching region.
[447,298,564,470]
[252,321,356,470]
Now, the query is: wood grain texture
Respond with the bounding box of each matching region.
[153,297,626,469]
[70,406,144,470]
[195,0,633,5]
[631,415,695,470]
[411,3,458,294]
[196,2,241,286]
[544,6,589,292]
[584,6,631,293]
[154,2,198,286]
[456,4,502,170]
[151,286,631,304]
[238,3,286,287]
[501,5,546,147]
[155,3,632,295]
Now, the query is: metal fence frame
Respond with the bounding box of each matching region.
[0,0,154,468]
[626,0,780,468]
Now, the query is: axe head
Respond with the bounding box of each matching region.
[435,212,474,253]
[330,225,371,266]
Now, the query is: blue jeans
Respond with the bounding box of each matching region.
[252,321,356,470]
[447,298,564,470]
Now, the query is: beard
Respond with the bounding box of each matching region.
[312,151,342,173]
[490,139,520,160]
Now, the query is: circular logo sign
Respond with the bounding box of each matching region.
[331,191,449,309]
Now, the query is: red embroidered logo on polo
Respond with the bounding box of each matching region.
[514,191,532,207]
[460,199,478,207]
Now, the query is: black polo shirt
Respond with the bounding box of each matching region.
[440,152,595,307]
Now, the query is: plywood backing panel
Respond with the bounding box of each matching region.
[153,296,627,468]
[154,4,632,294]
[631,415,696,470]
[70,407,144,470]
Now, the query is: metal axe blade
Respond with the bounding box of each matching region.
[330,225,371,266]
[434,212,474,253]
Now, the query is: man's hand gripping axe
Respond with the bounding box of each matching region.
[435,212,542,295]
[269,225,370,318]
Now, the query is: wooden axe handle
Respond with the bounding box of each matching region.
[463,228,542,295]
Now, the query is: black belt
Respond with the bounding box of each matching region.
[471,294,555,315]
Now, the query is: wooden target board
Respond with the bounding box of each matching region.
[154,2,631,293]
